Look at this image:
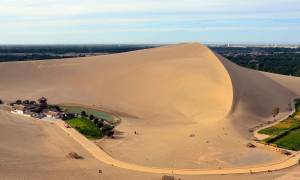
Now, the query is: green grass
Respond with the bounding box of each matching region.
[272,129,300,151]
[65,117,103,139]
[258,100,300,150]
[60,105,119,125]
[258,116,300,135]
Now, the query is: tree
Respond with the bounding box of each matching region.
[102,124,114,135]
[29,100,36,105]
[294,68,300,77]
[89,114,94,120]
[94,118,99,125]
[50,105,62,112]
[22,100,30,104]
[62,113,75,120]
[97,120,103,128]
[97,122,103,128]
[272,107,280,118]
[15,100,22,105]
[0,99,3,104]
[107,130,114,137]
[81,111,87,117]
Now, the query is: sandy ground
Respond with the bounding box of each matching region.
[1,109,300,180]
[0,110,300,180]
[1,43,300,179]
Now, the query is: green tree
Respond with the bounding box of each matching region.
[81,111,87,117]
[272,107,280,118]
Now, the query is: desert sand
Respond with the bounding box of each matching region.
[1,43,300,179]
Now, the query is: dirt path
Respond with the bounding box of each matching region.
[55,120,300,175]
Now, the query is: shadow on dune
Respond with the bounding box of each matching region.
[214,53,297,136]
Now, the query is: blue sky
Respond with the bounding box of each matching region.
[0,0,299,44]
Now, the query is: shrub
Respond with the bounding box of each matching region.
[68,152,83,159]
[272,107,280,117]
[162,175,175,180]
[0,99,3,104]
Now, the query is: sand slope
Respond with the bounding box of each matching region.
[1,43,300,172]
[0,43,233,124]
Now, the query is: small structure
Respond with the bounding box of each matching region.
[11,104,25,114]
[45,110,59,118]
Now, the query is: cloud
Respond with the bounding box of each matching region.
[0,0,299,43]
[0,0,299,17]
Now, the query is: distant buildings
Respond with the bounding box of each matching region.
[10,97,61,119]
[11,104,25,115]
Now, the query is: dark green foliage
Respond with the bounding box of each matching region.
[0,45,156,62]
[29,100,36,105]
[61,113,75,120]
[259,100,300,150]
[212,46,300,77]
[97,122,103,128]
[89,114,94,120]
[102,124,114,134]
[60,105,118,125]
[94,118,99,125]
[66,118,103,139]
[81,111,87,117]
[22,100,30,105]
[48,105,62,112]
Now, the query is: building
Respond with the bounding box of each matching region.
[45,110,59,119]
[11,104,25,114]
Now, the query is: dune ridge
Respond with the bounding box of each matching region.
[0,43,233,124]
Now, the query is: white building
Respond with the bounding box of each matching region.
[11,105,25,115]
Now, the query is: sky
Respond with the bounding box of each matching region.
[0,0,299,44]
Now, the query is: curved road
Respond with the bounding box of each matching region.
[55,119,300,175]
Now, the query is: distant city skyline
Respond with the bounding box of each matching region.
[0,0,299,44]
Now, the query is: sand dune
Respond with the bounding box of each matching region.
[0,43,233,124]
[1,43,300,178]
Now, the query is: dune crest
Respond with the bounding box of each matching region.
[0,43,233,124]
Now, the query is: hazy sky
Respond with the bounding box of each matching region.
[0,0,299,44]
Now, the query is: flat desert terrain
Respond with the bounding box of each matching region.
[1,43,300,179]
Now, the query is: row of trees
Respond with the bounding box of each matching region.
[80,111,115,137]
[61,110,114,137]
